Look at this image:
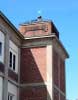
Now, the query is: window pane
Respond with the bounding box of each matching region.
[8,94,9,100]
[13,54,16,70]
[8,93,13,100]
[0,42,2,55]
[10,96,13,100]
[9,51,12,67]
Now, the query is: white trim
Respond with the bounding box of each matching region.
[24,34,55,40]
[46,45,53,100]
[20,82,47,87]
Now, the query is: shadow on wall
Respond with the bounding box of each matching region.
[20,47,51,100]
[0,61,5,73]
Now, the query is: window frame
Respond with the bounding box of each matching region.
[9,51,13,68]
[9,40,18,73]
[0,42,2,56]
[9,49,17,72]
[13,54,16,70]
[8,93,14,100]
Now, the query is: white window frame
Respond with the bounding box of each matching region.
[9,40,18,73]
[8,93,14,100]
[9,48,17,72]
[9,50,16,71]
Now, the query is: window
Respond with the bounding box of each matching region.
[8,93,14,100]
[13,54,16,70]
[0,42,2,55]
[9,51,12,67]
[9,51,16,71]
[9,40,18,73]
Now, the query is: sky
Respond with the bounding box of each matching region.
[0,0,78,99]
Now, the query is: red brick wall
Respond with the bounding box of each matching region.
[59,58,65,93]
[20,46,47,83]
[20,46,47,100]
[53,88,59,100]
[53,49,66,100]
[53,49,59,87]
[19,22,51,37]
[20,86,47,100]
[60,93,65,100]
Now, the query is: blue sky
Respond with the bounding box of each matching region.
[0,0,78,99]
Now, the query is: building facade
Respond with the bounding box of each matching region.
[0,12,69,100]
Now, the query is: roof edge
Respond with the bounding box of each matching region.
[24,34,69,58]
[0,11,24,39]
[54,36,69,58]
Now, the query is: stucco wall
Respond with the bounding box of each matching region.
[8,82,18,100]
[0,31,5,63]
[0,77,3,100]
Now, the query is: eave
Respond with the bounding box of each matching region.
[0,11,24,39]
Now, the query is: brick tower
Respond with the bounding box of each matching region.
[19,16,69,100]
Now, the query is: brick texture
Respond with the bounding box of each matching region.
[53,87,59,100]
[60,58,65,93]
[53,49,59,87]
[20,47,47,83]
[20,86,47,100]
[19,22,51,37]
[53,49,66,99]
[60,93,65,100]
